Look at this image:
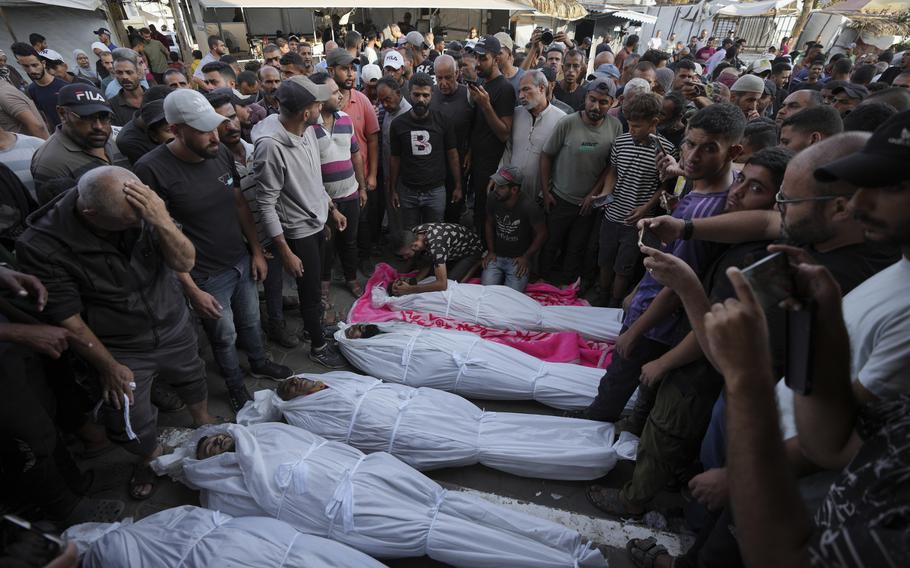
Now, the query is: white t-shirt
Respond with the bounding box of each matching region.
[843,257,910,398]
[647,37,662,51]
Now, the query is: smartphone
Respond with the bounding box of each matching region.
[465,78,478,87]
[689,81,707,98]
[638,226,662,249]
[740,252,795,310]
[786,307,814,395]
[2,514,65,553]
[593,194,614,208]
[649,134,666,158]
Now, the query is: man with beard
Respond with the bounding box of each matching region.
[163,68,189,89]
[107,52,146,126]
[30,83,116,204]
[10,42,67,130]
[389,73,461,230]
[327,48,379,276]
[135,89,290,412]
[554,49,588,112]
[251,75,349,369]
[481,166,547,292]
[200,61,236,92]
[430,54,473,222]
[504,69,564,199]
[194,35,228,82]
[261,43,281,70]
[309,72,367,301]
[468,36,516,242]
[493,32,524,96]
[257,65,281,116]
[539,78,622,285]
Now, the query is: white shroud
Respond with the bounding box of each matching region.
[334,321,605,410]
[371,280,624,342]
[237,371,618,480]
[63,505,384,568]
[152,423,607,568]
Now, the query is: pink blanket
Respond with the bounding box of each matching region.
[347,264,614,368]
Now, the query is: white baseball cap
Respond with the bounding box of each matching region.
[361,63,382,84]
[384,50,404,70]
[38,49,64,63]
[164,88,228,132]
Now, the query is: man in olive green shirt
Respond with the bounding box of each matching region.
[140,27,170,83]
[540,77,622,285]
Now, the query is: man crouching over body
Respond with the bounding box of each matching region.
[16,166,218,501]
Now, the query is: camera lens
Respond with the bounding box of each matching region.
[541,30,554,45]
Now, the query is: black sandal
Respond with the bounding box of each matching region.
[627,537,672,568]
[129,463,158,501]
[586,485,646,518]
[59,497,125,527]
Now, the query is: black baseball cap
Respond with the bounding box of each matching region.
[832,83,869,101]
[814,110,910,187]
[139,99,166,127]
[472,35,501,56]
[325,48,355,67]
[57,83,111,116]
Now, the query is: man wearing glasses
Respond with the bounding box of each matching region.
[30,83,117,204]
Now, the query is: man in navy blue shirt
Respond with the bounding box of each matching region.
[10,42,67,130]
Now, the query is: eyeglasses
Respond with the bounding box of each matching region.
[774,190,841,206]
[66,109,113,124]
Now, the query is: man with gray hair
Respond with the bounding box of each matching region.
[16,165,218,500]
[430,53,473,221]
[501,69,565,199]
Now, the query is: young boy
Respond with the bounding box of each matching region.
[594,92,675,307]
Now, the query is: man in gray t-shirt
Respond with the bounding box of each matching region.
[539,78,622,285]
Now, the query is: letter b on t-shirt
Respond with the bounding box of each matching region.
[410,130,432,155]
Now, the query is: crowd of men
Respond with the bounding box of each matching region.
[1,20,909,568]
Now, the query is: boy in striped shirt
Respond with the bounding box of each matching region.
[594,93,675,307]
[310,73,367,299]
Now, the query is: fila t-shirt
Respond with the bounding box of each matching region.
[389,109,456,192]
[134,143,246,279]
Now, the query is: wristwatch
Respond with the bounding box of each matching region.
[682,219,695,240]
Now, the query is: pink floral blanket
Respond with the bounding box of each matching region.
[347,264,614,368]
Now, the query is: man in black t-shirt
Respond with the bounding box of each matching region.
[389,73,462,229]
[134,89,290,412]
[482,166,547,292]
[430,54,473,222]
[467,36,516,242]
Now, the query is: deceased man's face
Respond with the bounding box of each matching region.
[277,377,329,401]
[196,433,235,459]
[344,323,382,339]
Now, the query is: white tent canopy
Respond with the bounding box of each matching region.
[0,0,99,8]
[197,0,533,10]
[716,0,796,17]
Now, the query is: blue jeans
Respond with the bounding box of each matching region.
[481,256,529,292]
[399,183,445,229]
[195,256,266,388]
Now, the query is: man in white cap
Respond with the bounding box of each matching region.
[134,88,291,412]
[383,50,407,91]
[39,49,94,86]
[729,74,764,121]
[251,75,350,370]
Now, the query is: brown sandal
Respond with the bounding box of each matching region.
[586,485,646,518]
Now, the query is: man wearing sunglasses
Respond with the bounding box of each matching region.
[30,83,116,204]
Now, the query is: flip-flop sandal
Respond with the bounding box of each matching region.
[129,464,158,501]
[59,497,125,527]
[77,464,132,495]
[586,485,646,519]
[626,537,672,568]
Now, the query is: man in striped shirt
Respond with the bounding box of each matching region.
[310,73,367,299]
[594,93,675,307]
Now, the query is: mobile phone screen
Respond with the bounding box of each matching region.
[740,252,795,310]
[638,227,662,249]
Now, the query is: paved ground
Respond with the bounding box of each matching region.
[76,258,694,567]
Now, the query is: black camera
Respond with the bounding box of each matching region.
[540,28,554,45]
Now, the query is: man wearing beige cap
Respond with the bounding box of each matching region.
[135,88,290,412]
[251,75,349,369]
[494,31,524,97]
[729,74,764,121]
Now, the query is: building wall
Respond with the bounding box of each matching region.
[0,6,112,68]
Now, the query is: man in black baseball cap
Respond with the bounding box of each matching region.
[471,35,502,57]
[831,83,869,117]
[815,110,910,244]
[29,83,115,202]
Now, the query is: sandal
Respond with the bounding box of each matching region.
[346,280,364,298]
[586,485,646,518]
[626,537,673,568]
[77,464,132,495]
[129,463,158,501]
